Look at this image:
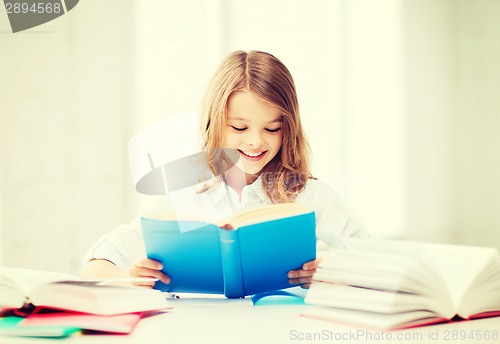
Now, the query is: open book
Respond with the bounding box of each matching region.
[141,202,316,298]
[0,267,171,316]
[303,238,500,329]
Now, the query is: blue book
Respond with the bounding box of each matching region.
[0,316,80,338]
[141,203,316,298]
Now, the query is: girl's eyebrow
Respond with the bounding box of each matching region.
[227,117,247,122]
[268,118,283,124]
[228,116,283,124]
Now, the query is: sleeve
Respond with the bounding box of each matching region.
[296,179,369,249]
[82,197,174,271]
[82,217,147,271]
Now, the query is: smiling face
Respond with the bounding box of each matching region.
[223,90,283,180]
[200,51,311,201]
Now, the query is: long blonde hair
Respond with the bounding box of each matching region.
[200,50,312,202]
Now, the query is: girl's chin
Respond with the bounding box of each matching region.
[241,163,265,175]
[230,163,263,178]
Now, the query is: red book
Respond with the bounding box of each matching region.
[20,312,143,334]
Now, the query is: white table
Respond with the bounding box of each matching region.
[2,296,500,344]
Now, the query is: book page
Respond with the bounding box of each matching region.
[305,282,445,315]
[423,243,498,310]
[457,261,500,316]
[302,305,445,330]
[219,202,312,228]
[0,268,79,295]
[330,242,448,299]
[146,200,312,229]
[146,211,219,224]
[315,249,453,317]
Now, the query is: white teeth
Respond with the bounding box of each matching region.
[242,151,263,157]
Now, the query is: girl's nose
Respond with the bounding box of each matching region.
[247,131,264,147]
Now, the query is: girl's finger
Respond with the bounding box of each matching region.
[130,266,170,284]
[288,269,315,279]
[302,257,322,271]
[288,277,313,286]
[134,258,163,270]
[131,280,156,288]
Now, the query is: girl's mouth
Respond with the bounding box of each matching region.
[238,150,267,161]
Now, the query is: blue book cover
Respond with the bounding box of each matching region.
[141,203,316,298]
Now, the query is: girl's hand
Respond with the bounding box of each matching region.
[287,258,322,289]
[129,258,171,288]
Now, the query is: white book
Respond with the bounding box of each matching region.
[303,238,500,329]
[0,267,171,316]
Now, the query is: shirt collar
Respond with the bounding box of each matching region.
[246,175,268,202]
[208,180,229,204]
[206,175,269,204]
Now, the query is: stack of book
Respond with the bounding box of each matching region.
[0,267,171,338]
[303,238,500,329]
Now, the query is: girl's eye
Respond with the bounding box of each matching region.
[265,127,281,133]
[230,126,246,132]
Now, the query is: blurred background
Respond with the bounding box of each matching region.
[0,0,499,274]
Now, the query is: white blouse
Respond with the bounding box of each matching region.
[83,177,368,271]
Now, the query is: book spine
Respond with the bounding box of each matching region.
[219,229,244,298]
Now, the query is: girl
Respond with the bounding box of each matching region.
[81,50,367,288]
